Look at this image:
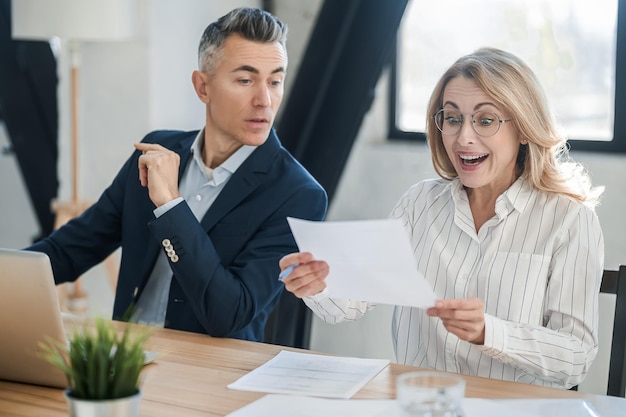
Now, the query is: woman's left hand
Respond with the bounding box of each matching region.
[426,297,485,344]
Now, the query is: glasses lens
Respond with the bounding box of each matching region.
[435,109,462,135]
[473,111,500,137]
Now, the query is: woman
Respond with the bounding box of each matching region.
[280,47,604,389]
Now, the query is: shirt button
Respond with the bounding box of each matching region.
[195,194,202,201]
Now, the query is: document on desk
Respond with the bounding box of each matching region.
[287,217,436,308]
[227,350,389,399]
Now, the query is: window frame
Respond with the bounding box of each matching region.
[388,0,626,152]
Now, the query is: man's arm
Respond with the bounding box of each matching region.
[148,183,327,337]
[25,153,134,282]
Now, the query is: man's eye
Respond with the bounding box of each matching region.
[239,79,251,85]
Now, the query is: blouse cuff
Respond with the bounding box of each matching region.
[477,313,508,358]
[304,287,330,303]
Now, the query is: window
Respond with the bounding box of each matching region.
[389,0,626,152]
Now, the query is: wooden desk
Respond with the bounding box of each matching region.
[0,323,587,417]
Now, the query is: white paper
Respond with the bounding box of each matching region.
[225,395,393,417]
[287,217,436,308]
[226,396,608,417]
[462,398,601,417]
[227,350,389,399]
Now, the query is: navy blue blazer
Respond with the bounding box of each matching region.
[28,129,327,341]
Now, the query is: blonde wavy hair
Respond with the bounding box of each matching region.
[426,47,603,208]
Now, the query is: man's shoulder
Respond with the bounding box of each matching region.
[271,148,324,190]
[140,129,199,147]
[254,132,323,188]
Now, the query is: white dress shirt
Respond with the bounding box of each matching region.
[304,177,604,389]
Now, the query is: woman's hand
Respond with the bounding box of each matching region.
[279,252,329,298]
[426,297,486,344]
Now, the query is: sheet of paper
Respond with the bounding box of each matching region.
[226,396,607,417]
[462,398,602,417]
[287,217,436,308]
[226,395,394,417]
[227,350,389,399]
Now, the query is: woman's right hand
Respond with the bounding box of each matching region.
[279,252,329,298]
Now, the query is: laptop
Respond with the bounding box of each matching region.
[0,248,157,388]
[0,248,68,388]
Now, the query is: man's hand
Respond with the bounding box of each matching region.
[279,252,329,298]
[134,143,181,207]
[426,297,486,344]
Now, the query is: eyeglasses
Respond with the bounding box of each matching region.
[433,109,511,137]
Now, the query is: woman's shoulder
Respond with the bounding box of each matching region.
[391,178,455,220]
[391,179,455,215]
[402,178,453,199]
[529,183,600,223]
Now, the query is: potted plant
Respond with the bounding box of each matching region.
[40,318,151,417]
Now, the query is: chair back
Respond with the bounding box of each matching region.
[600,265,626,397]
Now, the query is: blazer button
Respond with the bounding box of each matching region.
[170,254,179,263]
[162,238,171,247]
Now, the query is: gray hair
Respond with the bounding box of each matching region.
[198,7,288,74]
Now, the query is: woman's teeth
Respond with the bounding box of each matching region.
[460,154,488,165]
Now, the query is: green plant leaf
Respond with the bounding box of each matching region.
[39,317,151,400]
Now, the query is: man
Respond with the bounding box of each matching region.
[27,7,327,342]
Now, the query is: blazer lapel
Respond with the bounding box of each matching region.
[174,135,195,182]
[200,130,281,231]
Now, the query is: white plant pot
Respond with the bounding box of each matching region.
[64,389,142,417]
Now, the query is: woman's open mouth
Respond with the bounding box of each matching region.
[459,153,488,166]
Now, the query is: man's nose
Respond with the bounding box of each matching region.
[253,84,271,107]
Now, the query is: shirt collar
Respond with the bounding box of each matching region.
[451,176,532,219]
[498,176,533,215]
[190,129,258,185]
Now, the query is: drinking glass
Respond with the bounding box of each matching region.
[396,371,465,417]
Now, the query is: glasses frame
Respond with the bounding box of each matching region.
[433,109,511,137]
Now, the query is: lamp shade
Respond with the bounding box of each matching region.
[11,0,136,41]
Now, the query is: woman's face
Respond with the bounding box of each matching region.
[440,76,523,195]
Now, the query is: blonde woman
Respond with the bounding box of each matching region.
[280,47,604,389]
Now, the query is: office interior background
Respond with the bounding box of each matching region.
[1,0,625,395]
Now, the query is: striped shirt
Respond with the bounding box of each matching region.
[304,177,604,389]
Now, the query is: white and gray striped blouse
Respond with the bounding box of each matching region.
[303,177,604,389]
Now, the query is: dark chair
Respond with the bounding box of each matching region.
[600,265,626,397]
[264,290,312,349]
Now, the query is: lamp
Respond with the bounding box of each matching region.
[12,0,137,313]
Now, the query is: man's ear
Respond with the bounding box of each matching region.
[192,70,210,103]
